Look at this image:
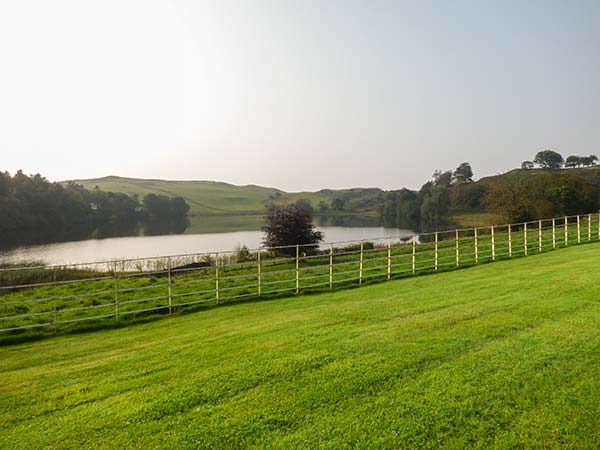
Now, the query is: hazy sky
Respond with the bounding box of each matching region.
[1,1,599,191]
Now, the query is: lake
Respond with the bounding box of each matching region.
[0,224,414,267]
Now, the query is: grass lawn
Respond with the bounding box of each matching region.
[2,217,595,339]
[2,243,600,448]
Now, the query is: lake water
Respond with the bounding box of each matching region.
[0,225,414,266]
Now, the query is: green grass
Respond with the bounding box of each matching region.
[0,244,600,449]
[184,213,267,233]
[2,216,598,340]
[450,210,498,228]
[69,176,384,216]
[2,242,600,448]
[71,176,281,215]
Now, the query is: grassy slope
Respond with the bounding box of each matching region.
[70,176,281,215]
[2,244,600,449]
[485,166,600,181]
[71,168,600,224]
[449,211,498,228]
[70,176,383,216]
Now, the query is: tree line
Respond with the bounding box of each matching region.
[0,170,190,248]
[263,149,599,244]
[381,158,600,231]
[482,172,598,224]
[381,163,474,232]
[522,150,598,170]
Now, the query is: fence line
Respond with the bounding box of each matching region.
[1,213,598,337]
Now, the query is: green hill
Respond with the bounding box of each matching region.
[70,167,600,227]
[478,166,600,184]
[69,176,282,215]
[70,176,384,216]
[2,244,600,448]
[450,166,600,227]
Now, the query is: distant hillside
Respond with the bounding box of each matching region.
[478,166,600,184]
[70,167,600,224]
[449,166,600,227]
[69,176,384,216]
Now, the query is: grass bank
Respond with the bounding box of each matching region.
[1,243,600,448]
[1,217,597,340]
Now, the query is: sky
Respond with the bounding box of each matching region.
[1,0,599,192]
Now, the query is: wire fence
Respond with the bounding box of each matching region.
[1,213,599,338]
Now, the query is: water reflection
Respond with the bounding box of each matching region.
[316,215,382,227]
[0,218,190,249]
[143,218,190,236]
[0,223,413,266]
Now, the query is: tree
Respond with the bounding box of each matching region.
[419,171,453,235]
[432,170,453,187]
[580,155,598,167]
[141,194,190,235]
[483,175,538,223]
[262,201,324,254]
[0,170,191,247]
[521,161,534,170]
[533,150,564,169]
[142,194,171,222]
[453,162,473,184]
[294,199,314,215]
[450,183,485,210]
[395,189,420,230]
[331,198,346,211]
[565,155,580,168]
[564,154,597,168]
[169,197,191,226]
[419,183,450,232]
[483,172,598,223]
[318,201,329,214]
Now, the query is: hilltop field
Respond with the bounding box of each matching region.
[2,243,600,448]
[70,176,384,217]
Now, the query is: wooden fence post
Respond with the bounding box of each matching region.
[167,257,172,315]
[538,220,542,252]
[598,212,600,240]
[491,226,496,261]
[508,224,512,257]
[295,245,300,294]
[387,239,391,280]
[113,261,119,322]
[434,232,438,271]
[588,214,592,241]
[564,216,568,246]
[215,253,220,304]
[474,228,479,263]
[524,223,528,256]
[455,230,459,267]
[329,244,333,288]
[257,250,262,296]
[552,218,556,249]
[577,215,581,243]
[412,235,416,274]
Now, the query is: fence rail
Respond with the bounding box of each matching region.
[1,213,599,337]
